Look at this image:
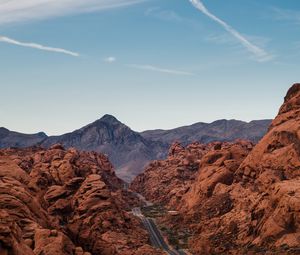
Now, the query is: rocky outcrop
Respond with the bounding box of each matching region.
[132,84,300,254]
[131,140,253,209]
[0,145,161,255]
[226,83,300,252]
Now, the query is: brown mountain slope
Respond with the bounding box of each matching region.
[131,83,300,254]
[0,145,162,255]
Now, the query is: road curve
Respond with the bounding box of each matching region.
[132,207,186,255]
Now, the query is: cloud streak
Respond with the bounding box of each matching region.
[0,36,79,57]
[145,7,184,23]
[0,0,145,25]
[104,56,116,63]
[270,7,300,24]
[128,64,194,76]
[189,0,272,62]
[0,1,144,57]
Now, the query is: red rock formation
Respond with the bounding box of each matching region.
[131,141,252,209]
[182,140,253,210]
[131,142,207,207]
[231,83,300,251]
[132,84,300,254]
[0,145,162,255]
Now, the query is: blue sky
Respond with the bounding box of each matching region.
[0,0,299,135]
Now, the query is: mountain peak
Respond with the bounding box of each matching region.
[0,127,9,137]
[0,127,9,132]
[99,114,120,124]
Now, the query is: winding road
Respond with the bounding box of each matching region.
[132,207,186,255]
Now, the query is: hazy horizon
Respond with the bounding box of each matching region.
[1,0,299,135]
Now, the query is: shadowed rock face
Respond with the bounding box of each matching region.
[0,115,270,182]
[132,84,300,254]
[0,145,163,255]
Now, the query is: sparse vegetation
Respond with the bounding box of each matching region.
[161,226,191,250]
[141,204,166,218]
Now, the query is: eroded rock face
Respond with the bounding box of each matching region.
[132,84,300,254]
[230,83,300,251]
[131,141,210,207]
[182,140,253,210]
[0,145,161,255]
[131,141,252,210]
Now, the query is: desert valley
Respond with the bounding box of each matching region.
[1,83,300,254]
[1,0,299,254]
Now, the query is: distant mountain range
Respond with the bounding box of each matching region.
[0,127,47,148]
[0,115,271,182]
[141,119,271,145]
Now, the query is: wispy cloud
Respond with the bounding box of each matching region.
[0,1,145,57]
[145,6,203,29]
[128,64,195,76]
[104,56,116,63]
[189,0,273,62]
[0,36,79,57]
[269,7,300,24]
[145,7,184,22]
[206,33,273,51]
[0,0,145,26]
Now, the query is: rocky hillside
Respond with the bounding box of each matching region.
[131,83,300,254]
[39,115,167,182]
[1,116,270,182]
[0,127,47,148]
[0,145,162,255]
[131,140,253,208]
[141,119,271,145]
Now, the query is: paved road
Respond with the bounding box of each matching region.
[132,207,186,255]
